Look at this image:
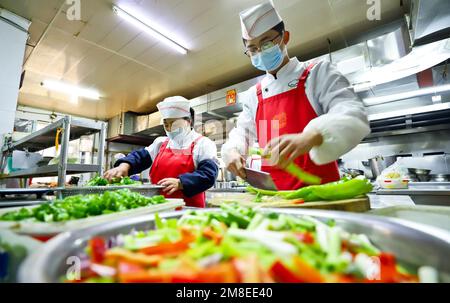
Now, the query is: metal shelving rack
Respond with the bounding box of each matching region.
[0,116,107,188]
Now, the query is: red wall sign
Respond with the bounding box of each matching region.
[226,89,237,106]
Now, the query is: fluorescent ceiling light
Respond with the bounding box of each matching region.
[41,80,100,100]
[363,83,450,106]
[112,5,188,55]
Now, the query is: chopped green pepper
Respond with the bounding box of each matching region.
[0,189,167,223]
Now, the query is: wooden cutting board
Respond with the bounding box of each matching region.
[207,193,370,213]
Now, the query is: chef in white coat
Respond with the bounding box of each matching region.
[221,1,370,190]
[104,96,218,207]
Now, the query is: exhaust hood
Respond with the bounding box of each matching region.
[351,37,450,92]
[124,17,450,144]
[409,0,450,46]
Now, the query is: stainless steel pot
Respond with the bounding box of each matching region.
[407,168,432,182]
[430,174,450,182]
[342,168,365,178]
[408,168,432,175]
[367,156,397,178]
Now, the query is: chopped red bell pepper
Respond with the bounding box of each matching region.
[295,232,314,244]
[379,252,399,283]
[270,261,304,283]
[89,237,107,263]
[169,270,202,283]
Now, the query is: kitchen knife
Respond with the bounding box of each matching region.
[243,167,278,190]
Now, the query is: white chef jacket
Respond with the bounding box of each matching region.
[146,129,218,168]
[221,57,371,165]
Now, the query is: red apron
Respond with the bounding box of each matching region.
[255,63,340,190]
[149,137,205,208]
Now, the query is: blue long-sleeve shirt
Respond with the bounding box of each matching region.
[115,147,218,198]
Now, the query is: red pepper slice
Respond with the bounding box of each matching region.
[89,237,107,263]
[170,271,202,283]
[270,261,304,283]
[295,232,314,244]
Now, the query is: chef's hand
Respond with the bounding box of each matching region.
[263,130,323,168]
[225,149,246,179]
[103,163,130,180]
[158,178,182,195]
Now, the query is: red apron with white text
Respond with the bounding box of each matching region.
[255,63,340,190]
[149,137,205,208]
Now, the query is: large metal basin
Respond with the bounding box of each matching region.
[18,208,450,283]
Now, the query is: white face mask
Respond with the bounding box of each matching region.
[166,127,189,140]
[164,119,190,141]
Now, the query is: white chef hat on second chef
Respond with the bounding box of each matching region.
[240,1,283,40]
[157,96,191,119]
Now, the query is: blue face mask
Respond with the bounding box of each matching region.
[251,44,285,72]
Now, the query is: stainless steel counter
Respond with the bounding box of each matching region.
[207,187,247,193]
[377,182,450,195]
[376,182,450,206]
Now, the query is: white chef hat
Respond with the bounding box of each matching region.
[240,0,283,40]
[157,96,191,120]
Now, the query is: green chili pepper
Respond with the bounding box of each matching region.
[285,163,322,185]
[284,186,315,200]
[246,186,295,198]
[249,147,321,185]
[248,178,372,202]
[310,178,373,201]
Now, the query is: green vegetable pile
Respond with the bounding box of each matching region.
[71,204,428,283]
[247,177,373,202]
[87,175,142,187]
[0,189,167,223]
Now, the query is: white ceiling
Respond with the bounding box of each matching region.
[0,0,405,120]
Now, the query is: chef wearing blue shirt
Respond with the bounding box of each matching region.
[104,96,219,208]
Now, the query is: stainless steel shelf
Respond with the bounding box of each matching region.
[0,164,101,179]
[1,115,106,187]
[2,118,105,153]
[377,182,450,196]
